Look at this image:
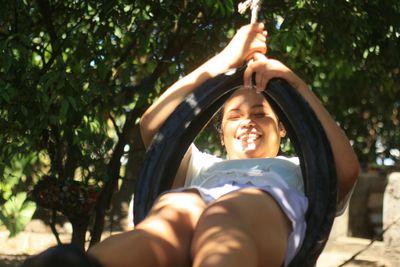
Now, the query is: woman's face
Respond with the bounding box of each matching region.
[221,88,286,159]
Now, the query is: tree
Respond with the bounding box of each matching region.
[264,0,400,167]
[0,0,243,248]
[0,0,399,249]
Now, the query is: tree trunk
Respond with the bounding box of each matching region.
[111,124,145,230]
[70,218,89,250]
[89,128,127,247]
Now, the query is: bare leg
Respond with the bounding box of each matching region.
[89,191,206,267]
[191,188,291,267]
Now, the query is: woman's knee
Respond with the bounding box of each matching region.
[131,191,206,267]
[137,190,207,242]
[146,190,206,228]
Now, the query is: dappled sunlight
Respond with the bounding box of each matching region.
[192,222,258,267]
[196,226,245,252]
[139,218,182,248]
[151,192,206,223]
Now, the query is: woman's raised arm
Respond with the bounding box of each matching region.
[140,23,267,147]
[244,53,360,206]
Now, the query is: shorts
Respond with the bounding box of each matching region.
[172,182,308,266]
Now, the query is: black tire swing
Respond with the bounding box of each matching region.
[134,66,337,266]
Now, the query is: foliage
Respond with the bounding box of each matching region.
[263,0,400,165]
[0,152,38,237]
[0,192,36,238]
[30,175,99,221]
[0,0,242,247]
[0,0,399,247]
[0,153,38,200]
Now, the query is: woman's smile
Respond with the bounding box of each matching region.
[237,129,262,141]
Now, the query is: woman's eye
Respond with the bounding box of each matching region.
[227,115,240,120]
[253,113,266,118]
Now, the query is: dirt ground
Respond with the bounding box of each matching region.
[0,255,27,267]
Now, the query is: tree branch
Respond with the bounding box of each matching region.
[35,0,62,72]
[89,107,145,247]
[49,209,62,245]
[36,0,58,50]
[108,112,122,138]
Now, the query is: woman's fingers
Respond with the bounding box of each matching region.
[244,55,267,88]
[245,42,267,62]
[253,52,267,62]
[256,32,267,42]
[251,22,265,32]
[244,56,299,92]
[245,31,268,61]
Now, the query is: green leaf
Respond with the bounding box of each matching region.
[21,106,28,117]
[3,50,13,73]
[60,99,69,119]
[0,192,36,237]
[0,163,5,179]
[44,72,60,90]
[17,201,36,230]
[68,96,78,111]
[49,115,58,125]
[0,89,10,103]
[98,62,109,80]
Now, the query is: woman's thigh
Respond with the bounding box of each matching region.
[192,187,291,267]
[90,190,206,267]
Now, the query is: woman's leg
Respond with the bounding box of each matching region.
[89,190,206,267]
[191,188,291,267]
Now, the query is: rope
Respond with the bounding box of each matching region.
[238,0,262,23]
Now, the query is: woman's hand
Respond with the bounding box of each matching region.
[218,23,267,69]
[243,53,307,93]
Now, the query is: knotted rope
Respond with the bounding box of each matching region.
[238,0,262,23]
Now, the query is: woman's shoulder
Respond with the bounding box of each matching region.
[185,145,223,186]
[191,145,223,164]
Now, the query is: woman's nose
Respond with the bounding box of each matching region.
[241,118,255,128]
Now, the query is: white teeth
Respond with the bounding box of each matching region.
[239,133,259,151]
[239,133,259,140]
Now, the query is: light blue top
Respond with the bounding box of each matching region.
[185,145,304,194]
